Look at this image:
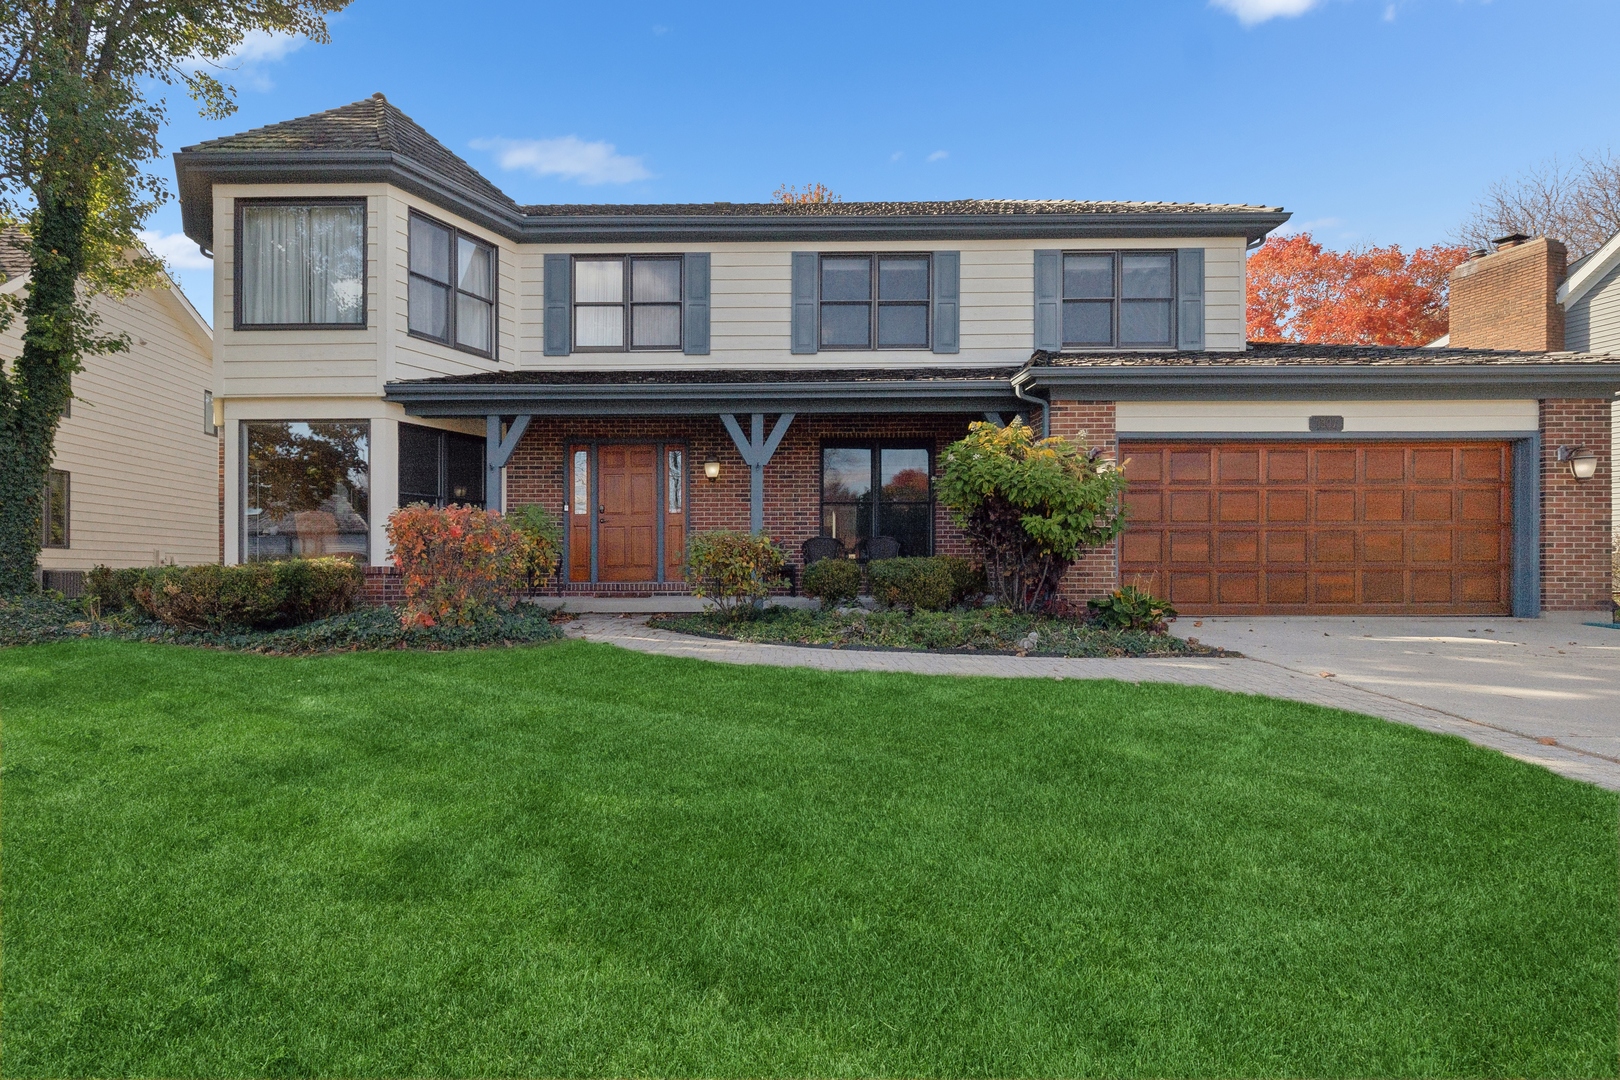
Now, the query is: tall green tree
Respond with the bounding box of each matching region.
[0,1,349,593]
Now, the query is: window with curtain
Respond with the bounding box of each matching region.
[244,422,370,561]
[819,254,931,350]
[1062,250,1176,349]
[573,255,682,350]
[820,444,932,556]
[238,201,365,327]
[399,423,486,508]
[41,469,69,548]
[408,212,497,357]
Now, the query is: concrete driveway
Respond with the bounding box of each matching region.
[1173,611,1620,766]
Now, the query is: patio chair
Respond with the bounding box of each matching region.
[801,536,846,566]
[855,536,900,563]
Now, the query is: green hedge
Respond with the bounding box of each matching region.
[88,559,364,631]
[867,557,954,612]
[801,558,862,609]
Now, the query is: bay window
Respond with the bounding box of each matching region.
[408,212,497,357]
[237,200,365,328]
[244,422,370,561]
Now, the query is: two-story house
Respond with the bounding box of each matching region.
[173,94,1620,616]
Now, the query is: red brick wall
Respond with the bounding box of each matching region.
[1449,238,1567,351]
[502,413,984,586]
[1540,398,1613,610]
[1047,399,1122,603]
[361,565,403,607]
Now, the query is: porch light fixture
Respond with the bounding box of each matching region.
[704,458,721,482]
[1556,445,1598,481]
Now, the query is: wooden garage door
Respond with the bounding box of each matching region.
[1118,441,1513,615]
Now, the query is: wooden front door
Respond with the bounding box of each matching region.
[597,444,659,581]
[1118,441,1514,615]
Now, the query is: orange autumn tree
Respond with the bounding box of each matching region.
[1247,233,1469,346]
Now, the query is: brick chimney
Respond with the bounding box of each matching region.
[1448,235,1567,351]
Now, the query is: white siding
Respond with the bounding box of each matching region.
[1,279,219,569]
[1116,399,1539,434]
[1564,257,1620,353]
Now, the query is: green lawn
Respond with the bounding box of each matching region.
[2,639,1614,1078]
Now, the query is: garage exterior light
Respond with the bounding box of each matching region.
[1556,445,1599,481]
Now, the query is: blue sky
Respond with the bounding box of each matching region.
[143,0,1620,317]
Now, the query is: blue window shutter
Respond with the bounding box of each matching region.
[1177,248,1205,350]
[683,252,710,355]
[932,251,960,354]
[1033,249,1061,352]
[543,253,571,356]
[791,251,818,354]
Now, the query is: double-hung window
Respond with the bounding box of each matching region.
[409,213,497,357]
[1062,250,1176,349]
[820,254,930,349]
[572,256,682,350]
[237,200,366,328]
[41,469,69,548]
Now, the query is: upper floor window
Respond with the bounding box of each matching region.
[409,213,496,357]
[237,200,365,328]
[1062,251,1175,349]
[819,254,930,350]
[573,256,681,351]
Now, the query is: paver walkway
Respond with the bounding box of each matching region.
[569,613,1620,792]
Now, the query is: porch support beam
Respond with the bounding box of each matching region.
[485,414,532,513]
[720,412,795,534]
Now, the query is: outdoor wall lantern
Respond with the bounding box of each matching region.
[1556,445,1599,481]
[704,458,721,482]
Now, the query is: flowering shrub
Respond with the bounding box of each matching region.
[685,531,786,619]
[508,504,563,591]
[387,504,527,629]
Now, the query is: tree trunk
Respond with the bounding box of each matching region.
[0,191,85,593]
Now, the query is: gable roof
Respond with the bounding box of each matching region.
[0,224,30,282]
[174,95,1292,250]
[1557,229,1620,309]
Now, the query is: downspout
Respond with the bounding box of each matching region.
[1009,370,1050,438]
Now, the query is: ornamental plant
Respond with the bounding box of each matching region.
[801,557,862,610]
[387,504,527,629]
[508,504,563,592]
[685,530,786,619]
[936,420,1128,613]
[1087,585,1177,633]
[866,557,953,613]
[129,558,362,630]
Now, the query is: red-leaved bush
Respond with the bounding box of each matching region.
[387,504,528,628]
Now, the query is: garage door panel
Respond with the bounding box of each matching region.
[1119,440,1513,615]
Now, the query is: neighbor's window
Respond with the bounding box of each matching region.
[1062,250,1175,349]
[820,444,932,556]
[573,256,681,350]
[238,201,365,327]
[244,421,370,561]
[41,469,69,548]
[820,254,930,350]
[408,213,496,356]
[399,423,485,508]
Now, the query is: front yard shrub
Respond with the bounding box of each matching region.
[509,504,563,591]
[131,559,363,631]
[937,555,985,607]
[867,557,954,612]
[685,530,786,619]
[388,504,527,629]
[801,557,862,609]
[1088,585,1177,633]
[83,565,150,612]
[937,419,1128,612]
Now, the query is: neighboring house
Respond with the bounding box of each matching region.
[171,94,1620,616]
[1450,232,1620,594]
[0,227,219,589]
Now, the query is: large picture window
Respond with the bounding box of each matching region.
[573,255,682,350]
[821,444,932,557]
[820,254,930,350]
[244,422,370,561]
[237,201,365,328]
[41,469,69,548]
[1062,250,1176,349]
[408,213,496,357]
[399,423,486,508]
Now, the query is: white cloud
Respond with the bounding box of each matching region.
[1210,0,1324,26]
[1383,3,1397,20]
[228,29,305,65]
[927,150,949,162]
[140,230,213,271]
[471,136,651,185]
[890,151,904,162]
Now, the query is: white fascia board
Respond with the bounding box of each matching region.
[1558,231,1620,307]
